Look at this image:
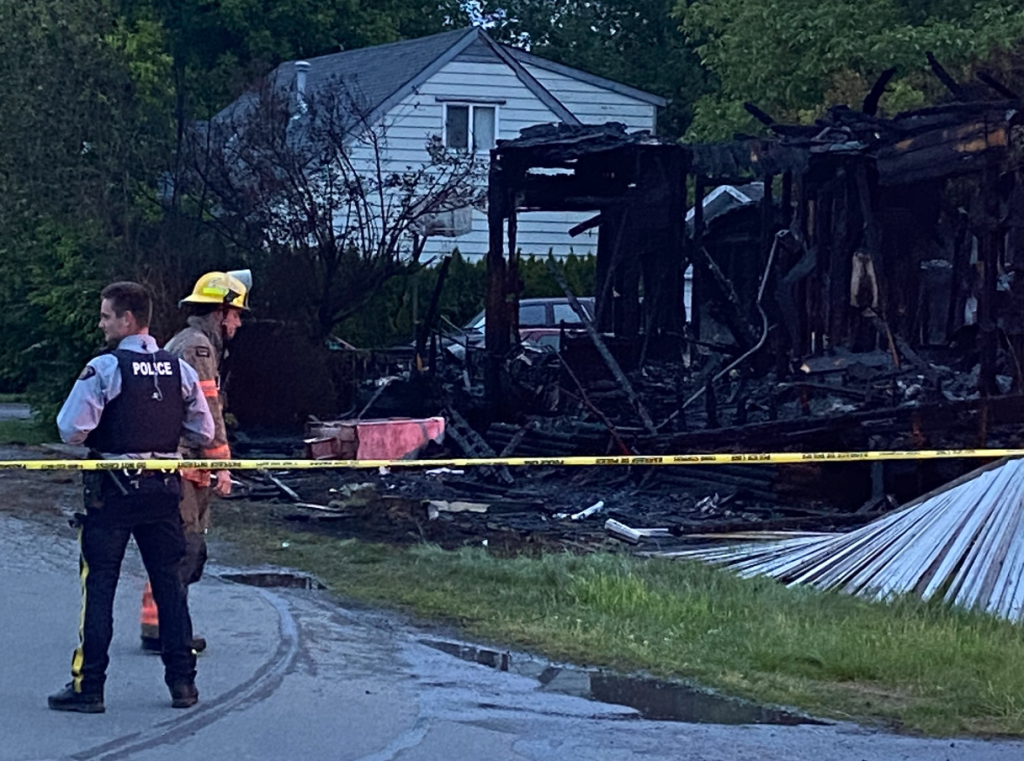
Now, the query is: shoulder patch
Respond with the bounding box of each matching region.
[78,366,97,381]
[194,346,211,359]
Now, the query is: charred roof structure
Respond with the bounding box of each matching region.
[484,124,687,364]
[484,64,1024,443]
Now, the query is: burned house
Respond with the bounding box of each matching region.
[481,77,1024,467]
[244,65,1024,554]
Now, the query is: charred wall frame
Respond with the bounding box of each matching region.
[484,106,1024,411]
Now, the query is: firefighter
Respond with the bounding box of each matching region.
[139,270,251,654]
[48,282,215,713]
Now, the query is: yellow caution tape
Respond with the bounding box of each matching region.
[0,449,1018,471]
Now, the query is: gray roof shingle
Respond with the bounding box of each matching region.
[272,27,477,122]
[214,27,664,135]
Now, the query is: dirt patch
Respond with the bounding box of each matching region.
[0,446,81,527]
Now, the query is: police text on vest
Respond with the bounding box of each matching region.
[133,361,173,376]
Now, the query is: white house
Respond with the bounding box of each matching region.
[243,26,665,260]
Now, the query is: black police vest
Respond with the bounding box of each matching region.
[84,349,185,455]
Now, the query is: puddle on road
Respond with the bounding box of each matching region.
[221,571,326,590]
[422,639,824,726]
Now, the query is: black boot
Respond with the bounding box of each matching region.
[143,636,206,654]
[169,681,198,709]
[48,683,105,714]
[141,635,162,653]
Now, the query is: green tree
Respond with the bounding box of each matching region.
[483,0,708,139]
[0,0,177,407]
[0,0,475,410]
[123,0,471,117]
[676,0,1024,141]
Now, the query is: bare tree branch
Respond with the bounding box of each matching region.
[184,75,484,336]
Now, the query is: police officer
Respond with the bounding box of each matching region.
[48,282,215,713]
[139,270,251,653]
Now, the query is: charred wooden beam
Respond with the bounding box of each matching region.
[744,102,775,127]
[704,379,719,429]
[875,120,1009,185]
[485,157,511,409]
[692,172,773,353]
[734,396,749,426]
[679,162,692,327]
[415,254,451,368]
[646,395,1024,454]
[690,174,706,336]
[508,206,518,256]
[926,52,966,100]
[569,213,602,237]
[860,307,941,384]
[496,135,675,172]
[699,176,763,188]
[558,354,633,455]
[518,197,630,212]
[594,208,627,332]
[781,171,793,228]
[776,175,811,361]
[853,163,881,258]
[508,206,521,344]
[487,422,612,456]
[977,71,1020,101]
[979,169,1002,396]
[547,257,658,435]
[517,173,633,210]
[776,382,869,401]
[691,243,759,349]
[945,211,971,341]
[760,172,776,267]
[497,423,532,458]
[645,147,686,336]
[619,215,642,339]
[862,67,897,116]
[828,173,850,345]
[446,405,513,483]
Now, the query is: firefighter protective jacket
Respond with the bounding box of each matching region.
[164,316,231,460]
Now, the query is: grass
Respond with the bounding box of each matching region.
[0,393,26,404]
[215,510,1024,738]
[0,418,53,446]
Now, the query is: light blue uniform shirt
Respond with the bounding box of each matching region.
[56,333,215,456]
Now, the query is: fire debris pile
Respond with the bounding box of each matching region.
[227,459,870,555]
[242,57,1024,553]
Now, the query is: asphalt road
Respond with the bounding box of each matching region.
[2,498,1024,760]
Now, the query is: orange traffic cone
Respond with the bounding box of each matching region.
[140,581,161,652]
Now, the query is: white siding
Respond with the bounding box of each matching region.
[345,58,657,261]
[522,64,657,133]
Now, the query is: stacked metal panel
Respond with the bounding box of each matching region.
[660,459,1024,623]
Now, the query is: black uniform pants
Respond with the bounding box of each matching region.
[72,479,196,695]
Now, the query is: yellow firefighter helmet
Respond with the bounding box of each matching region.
[180,270,252,310]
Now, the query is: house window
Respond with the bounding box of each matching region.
[444,104,497,152]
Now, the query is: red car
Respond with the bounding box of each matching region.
[453,297,596,354]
